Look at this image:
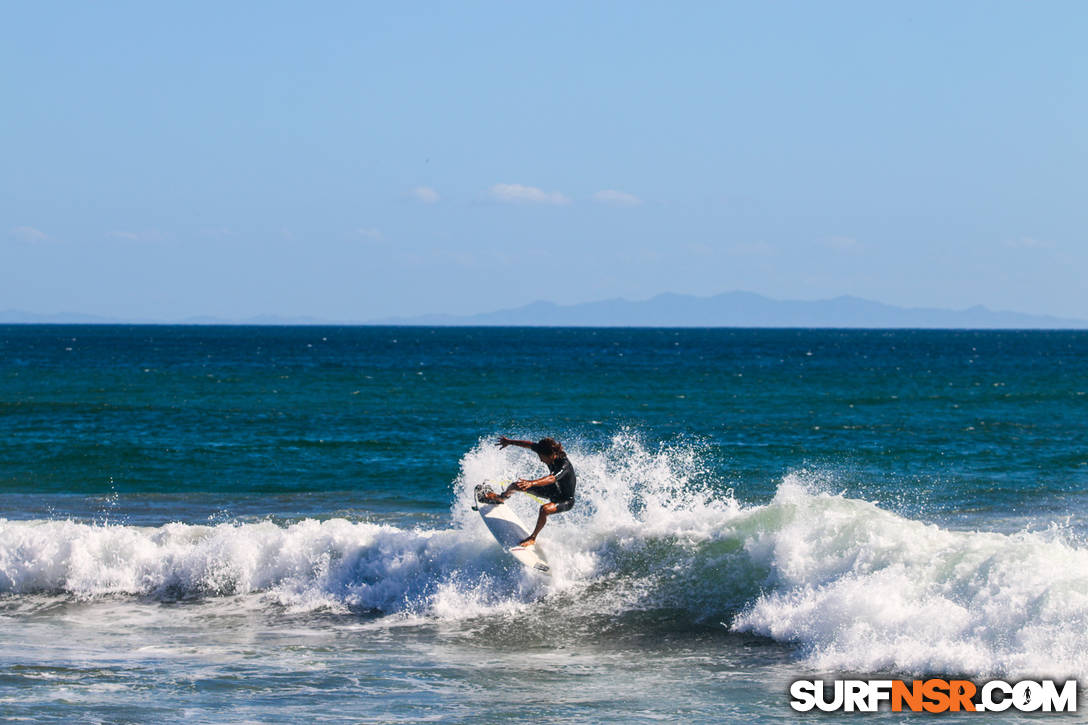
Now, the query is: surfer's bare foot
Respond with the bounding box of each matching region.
[518,537,535,547]
[480,491,505,504]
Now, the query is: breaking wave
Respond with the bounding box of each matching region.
[3,433,1087,679]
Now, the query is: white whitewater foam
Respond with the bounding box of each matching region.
[731,476,1088,679]
[0,517,518,617]
[3,433,1088,679]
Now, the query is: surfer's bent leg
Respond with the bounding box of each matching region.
[519,498,573,547]
[520,503,557,546]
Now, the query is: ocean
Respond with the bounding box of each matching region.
[1,325,1086,722]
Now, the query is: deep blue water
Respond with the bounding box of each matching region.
[1,326,1086,722]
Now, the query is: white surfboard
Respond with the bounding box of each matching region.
[473,485,551,575]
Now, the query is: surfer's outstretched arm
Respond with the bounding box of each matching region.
[497,436,534,450]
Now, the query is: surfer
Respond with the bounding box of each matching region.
[481,436,576,547]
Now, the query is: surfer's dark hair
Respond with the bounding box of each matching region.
[531,437,565,459]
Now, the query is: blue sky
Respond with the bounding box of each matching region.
[3,1,1085,321]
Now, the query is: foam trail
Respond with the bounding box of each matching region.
[0,517,533,617]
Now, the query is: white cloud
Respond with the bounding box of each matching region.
[825,235,862,252]
[1005,236,1054,249]
[107,229,164,243]
[411,186,440,204]
[10,226,48,243]
[488,183,570,205]
[593,189,642,206]
[357,227,383,241]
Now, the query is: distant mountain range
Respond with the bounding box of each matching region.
[371,292,1087,329]
[3,292,1086,328]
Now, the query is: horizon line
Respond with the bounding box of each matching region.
[3,322,1087,332]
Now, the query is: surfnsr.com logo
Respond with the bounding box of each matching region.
[790,679,1077,713]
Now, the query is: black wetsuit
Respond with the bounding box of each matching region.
[534,457,576,513]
